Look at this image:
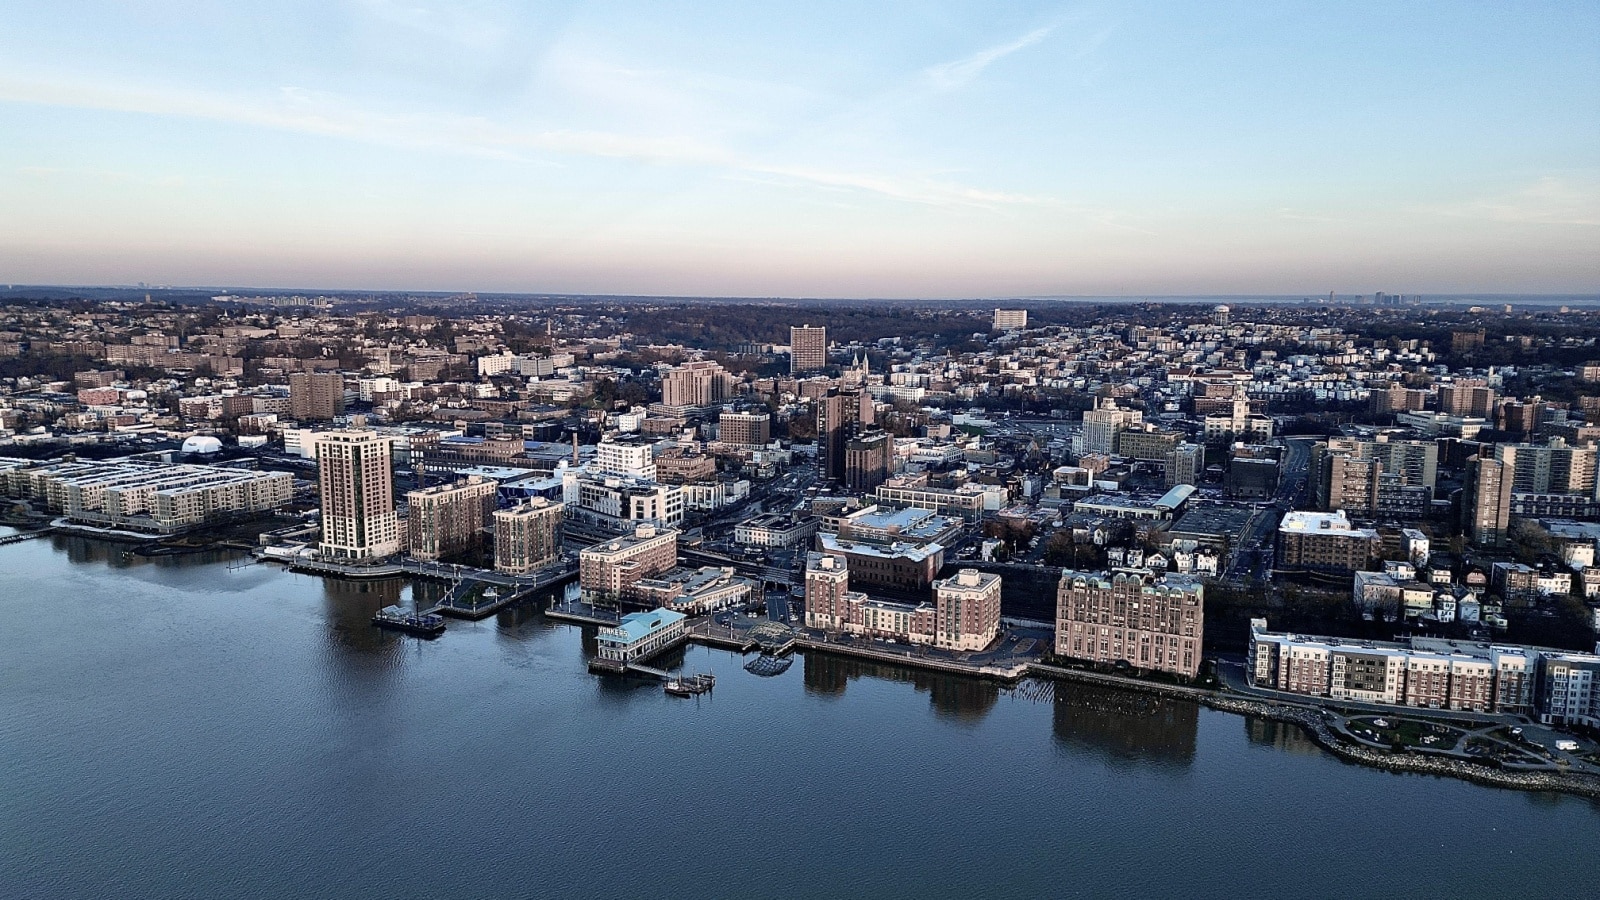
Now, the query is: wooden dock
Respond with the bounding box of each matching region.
[0,528,53,547]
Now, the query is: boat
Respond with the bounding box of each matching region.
[372,605,446,637]
[664,673,716,696]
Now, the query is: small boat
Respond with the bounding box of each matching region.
[664,673,716,696]
[372,605,446,637]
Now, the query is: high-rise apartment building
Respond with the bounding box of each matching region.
[494,497,564,574]
[405,476,497,562]
[1312,447,1381,516]
[804,552,857,631]
[315,430,399,560]
[1081,398,1142,456]
[290,371,345,421]
[844,429,892,493]
[817,387,873,484]
[1165,442,1204,487]
[790,325,828,374]
[1496,438,1598,497]
[933,568,1001,651]
[594,436,657,481]
[717,410,770,448]
[1275,510,1380,574]
[579,524,678,603]
[1055,569,1204,678]
[1437,381,1496,418]
[993,309,1028,331]
[660,360,733,409]
[1465,453,1514,547]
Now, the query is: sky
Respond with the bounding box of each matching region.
[0,1,1597,298]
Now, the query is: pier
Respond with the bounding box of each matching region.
[0,528,53,546]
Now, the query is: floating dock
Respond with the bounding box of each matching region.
[665,673,716,696]
[372,606,446,638]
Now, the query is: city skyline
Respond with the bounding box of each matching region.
[1,2,1597,296]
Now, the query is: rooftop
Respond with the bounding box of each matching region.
[601,608,687,643]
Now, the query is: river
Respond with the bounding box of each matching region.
[2,535,1594,899]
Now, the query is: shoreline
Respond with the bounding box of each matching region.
[1022,662,1600,800]
[14,527,1599,799]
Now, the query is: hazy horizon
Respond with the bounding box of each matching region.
[2,2,1597,296]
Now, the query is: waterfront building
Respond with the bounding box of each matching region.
[933,568,1001,651]
[1539,654,1600,728]
[790,324,828,374]
[405,476,496,562]
[595,608,687,667]
[315,430,399,561]
[289,371,344,422]
[633,566,754,614]
[0,458,292,534]
[803,552,998,649]
[1248,621,1551,716]
[579,524,679,603]
[1054,569,1204,679]
[493,497,564,574]
[804,552,857,631]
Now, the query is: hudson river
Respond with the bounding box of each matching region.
[3,535,1595,899]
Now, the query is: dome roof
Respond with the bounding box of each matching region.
[181,436,223,454]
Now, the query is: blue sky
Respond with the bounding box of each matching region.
[1,1,1596,296]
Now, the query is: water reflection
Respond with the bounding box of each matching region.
[321,576,405,653]
[1051,682,1198,769]
[800,651,999,723]
[1245,717,1321,756]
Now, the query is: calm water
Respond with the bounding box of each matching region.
[2,536,1595,900]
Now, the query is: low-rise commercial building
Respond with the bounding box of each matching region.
[595,608,687,668]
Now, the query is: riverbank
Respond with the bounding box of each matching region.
[1020,661,1600,799]
[1202,695,1600,799]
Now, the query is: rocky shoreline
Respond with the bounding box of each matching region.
[1027,663,1600,798]
[1203,695,1600,800]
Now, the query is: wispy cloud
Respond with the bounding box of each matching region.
[925,24,1057,90]
[0,72,1047,210]
[1426,177,1600,227]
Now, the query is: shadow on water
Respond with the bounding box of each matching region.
[800,651,1000,723]
[1050,681,1198,769]
[493,582,576,638]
